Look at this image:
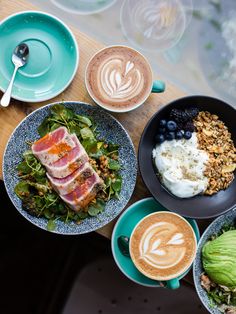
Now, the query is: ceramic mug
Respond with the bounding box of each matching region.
[85,45,165,113]
[129,211,198,289]
[112,198,200,289]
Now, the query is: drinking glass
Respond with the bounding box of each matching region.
[51,0,117,15]
[120,0,193,52]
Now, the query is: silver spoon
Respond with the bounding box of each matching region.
[1,43,29,107]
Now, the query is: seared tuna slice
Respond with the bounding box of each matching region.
[46,135,88,178]
[32,127,75,165]
[61,173,104,211]
[47,162,94,195]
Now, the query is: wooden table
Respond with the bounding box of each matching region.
[0,0,193,240]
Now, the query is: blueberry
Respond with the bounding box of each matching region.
[159,119,167,127]
[175,130,183,140]
[166,120,177,131]
[184,131,192,140]
[158,127,166,134]
[166,132,175,141]
[155,134,165,143]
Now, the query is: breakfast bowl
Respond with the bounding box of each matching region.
[193,207,236,314]
[138,95,236,219]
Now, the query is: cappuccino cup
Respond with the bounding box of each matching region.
[85,45,165,113]
[129,211,197,289]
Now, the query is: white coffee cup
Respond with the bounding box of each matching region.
[85,45,165,113]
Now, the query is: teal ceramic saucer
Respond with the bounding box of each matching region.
[111,197,200,287]
[0,11,79,102]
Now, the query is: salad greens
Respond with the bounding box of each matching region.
[202,230,236,288]
[201,222,236,313]
[14,104,122,230]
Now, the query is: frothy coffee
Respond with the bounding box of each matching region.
[86,46,153,111]
[130,212,197,280]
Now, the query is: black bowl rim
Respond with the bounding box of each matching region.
[138,95,236,219]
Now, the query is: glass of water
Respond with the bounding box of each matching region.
[120,0,192,52]
[51,0,117,15]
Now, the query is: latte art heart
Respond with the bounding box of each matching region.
[130,212,197,281]
[139,222,186,269]
[86,46,153,111]
[100,60,143,100]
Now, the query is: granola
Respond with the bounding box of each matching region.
[194,111,236,195]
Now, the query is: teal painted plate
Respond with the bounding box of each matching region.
[111,197,200,287]
[0,11,79,102]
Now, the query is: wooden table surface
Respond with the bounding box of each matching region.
[0,0,187,240]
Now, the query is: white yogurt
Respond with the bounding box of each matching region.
[152,133,209,198]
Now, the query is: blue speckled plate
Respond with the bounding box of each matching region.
[193,208,236,314]
[3,101,137,234]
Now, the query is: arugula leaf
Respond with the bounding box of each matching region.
[51,104,74,121]
[108,185,114,200]
[112,176,122,192]
[57,203,67,215]
[88,206,100,216]
[80,127,95,140]
[77,211,89,219]
[34,169,47,183]
[44,193,58,208]
[51,104,65,114]
[108,158,121,171]
[44,208,55,219]
[14,181,30,198]
[75,114,92,127]
[17,161,31,174]
[23,150,36,161]
[82,139,97,154]
[34,195,45,209]
[67,121,81,137]
[47,219,56,231]
[27,181,50,194]
[50,123,62,132]
[88,199,105,216]
[38,118,51,137]
[105,177,112,188]
[107,143,119,152]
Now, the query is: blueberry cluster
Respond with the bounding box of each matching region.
[155,107,199,144]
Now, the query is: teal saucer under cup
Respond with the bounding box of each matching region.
[111,197,200,289]
[0,11,79,102]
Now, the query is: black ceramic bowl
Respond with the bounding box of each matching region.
[138,95,236,219]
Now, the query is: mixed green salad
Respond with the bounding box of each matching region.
[201,222,236,313]
[14,104,122,230]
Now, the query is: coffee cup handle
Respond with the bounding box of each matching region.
[151,80,165,93]
[165,278,180,290]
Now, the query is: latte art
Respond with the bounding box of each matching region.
[139,222,186,269]
[86,46,153,111]
[130,212,197,281]
[100,59,143,101]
